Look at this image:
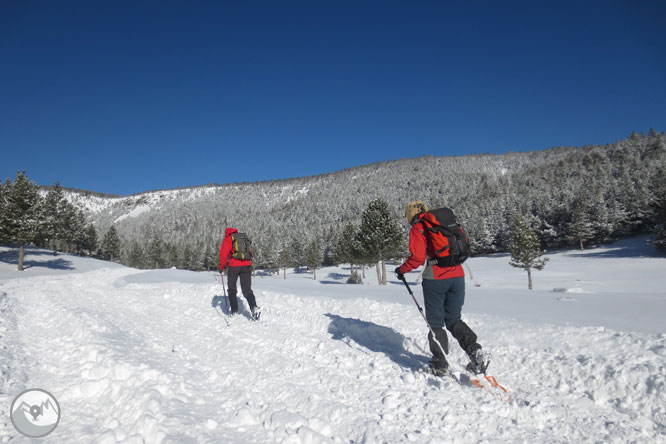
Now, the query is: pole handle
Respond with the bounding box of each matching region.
[399,274,413,295]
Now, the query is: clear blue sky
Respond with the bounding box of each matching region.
[2,1,665,196]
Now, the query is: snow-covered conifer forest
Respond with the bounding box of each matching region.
[2,131,666,272]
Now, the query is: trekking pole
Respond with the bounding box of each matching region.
[219,270,229,312]
[464,262,479,287]
[398,275,451,368]
[211,272,230,326]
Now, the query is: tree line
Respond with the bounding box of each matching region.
[0,172,553,290]
[0,173,120,270]
[2,131,665,283]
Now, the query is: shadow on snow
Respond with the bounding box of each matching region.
[325,313,427,371]
[211,295,255,320]
[0,248,74,270]
[564,236,662,259]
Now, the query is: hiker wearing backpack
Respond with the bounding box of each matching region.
[395,201,489,375]
[219,227,260,320]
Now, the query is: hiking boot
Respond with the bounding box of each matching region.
[466,348,490,375]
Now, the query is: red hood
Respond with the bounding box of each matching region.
[225,227,238,237]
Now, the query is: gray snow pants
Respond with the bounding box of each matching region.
[423,277,481,363]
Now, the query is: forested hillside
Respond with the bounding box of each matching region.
[73,131,665,270]
[4,131,664,272]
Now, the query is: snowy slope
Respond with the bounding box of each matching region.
[1,238,665,443]
[57,186,223,223]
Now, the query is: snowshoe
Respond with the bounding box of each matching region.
[466,349,491,375]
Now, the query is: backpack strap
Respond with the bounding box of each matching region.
[417,217,440,259]
[419,212,459,260]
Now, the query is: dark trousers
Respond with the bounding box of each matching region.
[423,277,480,363]
[227,266,257,313]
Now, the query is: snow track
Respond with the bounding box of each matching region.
[0,263,664,443]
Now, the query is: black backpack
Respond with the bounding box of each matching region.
[231,232,253,261]
[418,207,470,267]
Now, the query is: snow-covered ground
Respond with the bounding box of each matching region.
[1,236,664,443]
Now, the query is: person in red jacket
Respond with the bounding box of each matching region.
[395,201,488,375]
[219,227,260,320]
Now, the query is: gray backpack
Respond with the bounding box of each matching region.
[231,232,253,260]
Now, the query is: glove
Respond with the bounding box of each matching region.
[394,266,404,280]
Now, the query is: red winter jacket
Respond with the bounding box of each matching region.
[398,216,465,280]
[219,227,252,269]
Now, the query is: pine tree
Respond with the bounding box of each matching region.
[646,129,666,161]
[304,238,323,280]
[202,244,218,271]
[259,241,278,271]
[127,241,145,268]
[321,226,338,266]
[357,199,403,285]
[289,237,305,270]
[588,186,611,243]
[182,244,195,270]
[165,242,181,268]
[571,192,595,251]
[0,179,9,244]
[334,223,360,280]
[4,172,42,270]
[277,245,292,279]
[84,224,98,256]
[653,169,666,251]
[147,236,165,268]
[508,214,548,290]
[68,209,88,255]
[41,182,69,255]
[100,226,121,262]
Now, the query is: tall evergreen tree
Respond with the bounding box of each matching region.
[570,192,595,251]
[202,244,218,271]
[653,169,666,251]
[147,236,166,268]
[68,209,89,255]
[334,222,360,280]
[277,245,292,279]
[320,226,338,266]
[41,182,69,255]
[647,129,666,157]
[84,223,98,256]
[289,237,305,270]
[4,172,42,270]
[127,240,145,269]
[508,214,549,290]
[0,179,9,244]
[100,226,121,262]
[304,238,323,280]
[356,199,403,285]
[167,243,179,269]
[182,244,195,270]
[259,241,278,271]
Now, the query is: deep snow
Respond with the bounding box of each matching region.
[0,237,665,443]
